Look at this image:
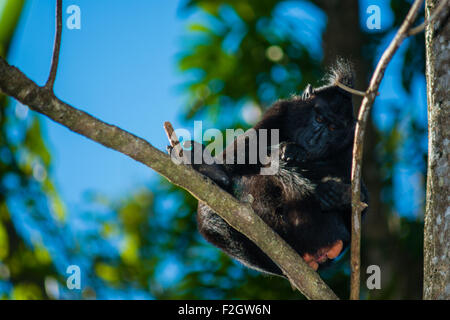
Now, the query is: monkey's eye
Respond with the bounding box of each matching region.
[328,124,336,131]
[316,115,324,123]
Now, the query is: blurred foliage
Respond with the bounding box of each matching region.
[0,0,427,299]
[179,0,323,121]
[0,0,61,299]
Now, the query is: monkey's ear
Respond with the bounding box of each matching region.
[302,84,314,100]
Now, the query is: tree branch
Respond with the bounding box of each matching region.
[0,57,338,300]
[45,0,63,90]
[349,0,426,300]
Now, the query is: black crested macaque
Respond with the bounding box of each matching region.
[170,60,368,275]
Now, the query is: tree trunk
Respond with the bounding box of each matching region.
[423,0,450,300]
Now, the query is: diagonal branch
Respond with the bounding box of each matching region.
[349,0,427,300]
[45,0,63,90]
[0,57,338,300]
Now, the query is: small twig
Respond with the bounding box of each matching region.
[335,81,367,97]
[163,121,179,149]
[408,0,448,36]
[45,0,63,90]
[163,121,184,160]
[349,0,426,300]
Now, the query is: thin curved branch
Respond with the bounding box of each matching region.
[0,57,338,300]
[349,0,426,300]
[45,0,63,90]
[335,81,367,97]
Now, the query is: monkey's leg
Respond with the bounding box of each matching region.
[197,203,283,276]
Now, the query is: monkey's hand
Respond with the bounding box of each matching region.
[167,141,231,189]
[167,140,206,166]
[315,179,351,211]
[279,142,309,165]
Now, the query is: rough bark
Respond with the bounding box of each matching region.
[423,0,450,300]
[0,57,338,300]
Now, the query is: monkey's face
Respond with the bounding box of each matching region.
[293,87,355,160]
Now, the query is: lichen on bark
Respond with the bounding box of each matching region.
[423,0,450,300]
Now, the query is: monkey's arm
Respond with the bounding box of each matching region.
[167,141,231,189]
[168,132,275,189]
[220,131,278,176]
[315,178,369,213]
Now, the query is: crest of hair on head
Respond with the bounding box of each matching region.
[324,58,355,89]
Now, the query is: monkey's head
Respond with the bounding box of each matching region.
[283,60,356,161]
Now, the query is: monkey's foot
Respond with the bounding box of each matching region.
[302,240,344,271]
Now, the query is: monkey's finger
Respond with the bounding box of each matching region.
[308,261,319,271]
[302,253,314,263]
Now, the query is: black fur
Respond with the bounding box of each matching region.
[179,61,369,276]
